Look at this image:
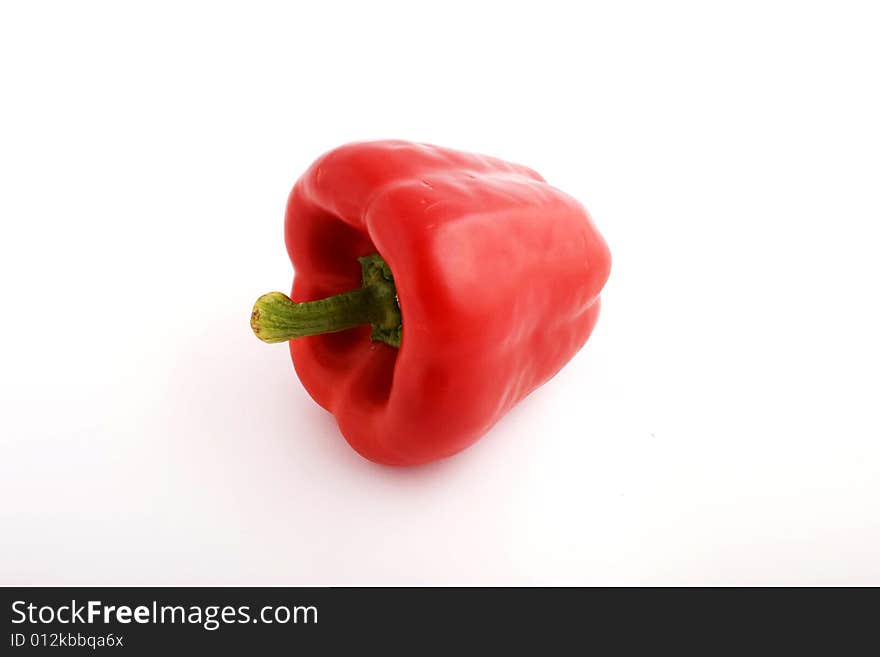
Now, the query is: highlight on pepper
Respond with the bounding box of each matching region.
[251,140,611,466]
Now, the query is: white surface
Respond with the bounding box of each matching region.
[1,1,878,585]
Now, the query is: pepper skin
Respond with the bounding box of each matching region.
[251,141,611,465]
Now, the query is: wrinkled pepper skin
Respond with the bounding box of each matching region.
[284,141,611,465]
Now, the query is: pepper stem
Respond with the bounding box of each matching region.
[250,254,402,348]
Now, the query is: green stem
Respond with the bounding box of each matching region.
[250,254,402,348]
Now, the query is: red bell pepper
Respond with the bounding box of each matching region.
[251,141,611,465]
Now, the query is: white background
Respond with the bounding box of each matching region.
[1,1,878,585]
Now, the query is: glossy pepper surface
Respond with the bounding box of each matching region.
[251,141,611,465]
